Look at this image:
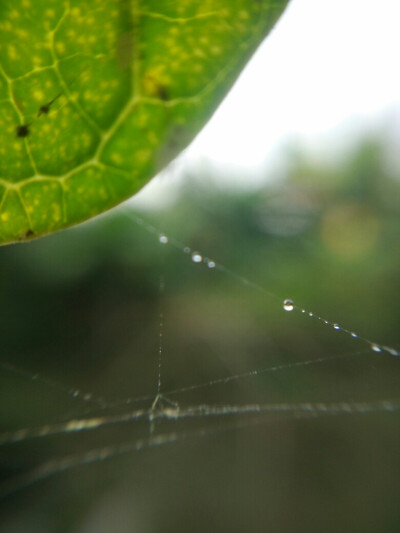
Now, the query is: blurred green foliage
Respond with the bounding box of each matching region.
[0,134,399,532]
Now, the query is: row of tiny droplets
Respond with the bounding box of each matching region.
[157,231,399,358]
[159,233,216,268]
[282,299,398,356]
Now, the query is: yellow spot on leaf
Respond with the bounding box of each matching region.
[33,89,45,101]
[52,202,61,221]
[136,149,152,165]
[8,45,18,60]
[55,42,66,54]
[111,152,123,164]
[142,66,170,97]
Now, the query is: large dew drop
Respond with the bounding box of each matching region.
[159,234,168,244]
[283,299,294,312]
[371,344,382,353]
[192,252,203,263]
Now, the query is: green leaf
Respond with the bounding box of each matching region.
[0,0,288,245]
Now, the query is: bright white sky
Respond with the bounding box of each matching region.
[132,0,400,205]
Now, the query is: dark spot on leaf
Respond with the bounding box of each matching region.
[156,84,169,101]
[157,124,190,170]
[16,124,30,138]
[37,93,61,117]
[18,229,34,240]
[38,104,50,116]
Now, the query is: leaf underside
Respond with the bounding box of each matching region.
[0,0,288,245]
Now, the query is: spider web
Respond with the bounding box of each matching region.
[1,2,399,530]
[0,168,400,530]
[0,164,400,532]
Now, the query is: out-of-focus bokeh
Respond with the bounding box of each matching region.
[0,130,399,532]
[1,0,400,530]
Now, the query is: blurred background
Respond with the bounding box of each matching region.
[1,0,400,532]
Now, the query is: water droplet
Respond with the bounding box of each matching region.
[283,299,294,311]
[159,234,168,244]
[207,260,216,269]
[83,393,92,401]
[351,332,358,338]
[333,324,340,330]
[192,252,202,263]
[383,346,399,357]
[308,312,314,317]
[371,344,382,353]
[324,320,329,325]
[301,309,306,314]
[183,247,191,254]
[72,390,80,398]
